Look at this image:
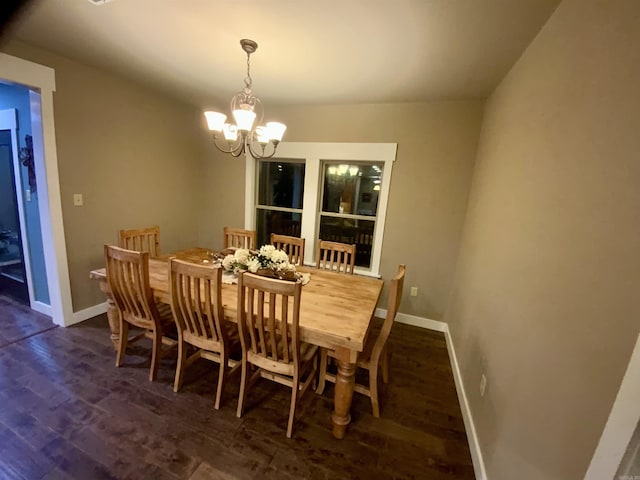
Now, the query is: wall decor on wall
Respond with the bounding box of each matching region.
[19,134,36,192]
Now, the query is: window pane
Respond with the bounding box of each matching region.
[256,209,303,248]
[319,216,375,268]
[258,161,305,209]
[322,163,382,216]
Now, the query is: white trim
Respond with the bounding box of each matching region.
[244,152,255,229]
[392,309,448,332]
[32,300,52,316]
[377,308,487,480]
[245,142,397,274]
[0,53,73,327]
[584,331,640,480]
[0,108,37,310]
[71,301,108,325]
[444,324,487,480]
[301,155,321,265]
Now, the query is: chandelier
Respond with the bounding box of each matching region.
[204,39,286,159]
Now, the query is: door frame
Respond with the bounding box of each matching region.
[0,108,40,311]
[585,331,640,479]
[0,53,72,326]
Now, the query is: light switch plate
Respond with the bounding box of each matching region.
[73,193,84,206]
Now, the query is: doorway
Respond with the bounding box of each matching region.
[0,129,28,304]
[0,52,72,327]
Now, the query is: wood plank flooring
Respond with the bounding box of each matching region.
[0,296,475,479]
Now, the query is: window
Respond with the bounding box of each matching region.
[245,143,396,276]
[319,162,383,268]
[255,160,305,247]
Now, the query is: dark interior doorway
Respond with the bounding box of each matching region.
[0,129,28,304]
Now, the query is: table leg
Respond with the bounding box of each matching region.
[331,347,357,439]
[99,280,120,350]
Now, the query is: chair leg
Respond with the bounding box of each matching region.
[115,320,128,367]
[173,336,186,392]
[369,362,381,418]
[236,357,249,418]
[312,352,318,391]
[316,348,328,395]
[381,348,390,384]
[149,328,162,382]
[214,352,227,410]
[287,374,300,438]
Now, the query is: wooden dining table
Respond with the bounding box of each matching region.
[90,247,383,439]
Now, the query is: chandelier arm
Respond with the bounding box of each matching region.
[212,135,244,155]
[247,139,278,160]
[230,141,246,157]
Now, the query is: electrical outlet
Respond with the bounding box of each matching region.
[410,286,418,297]
[480,374,487,397]
[73,193,84,206]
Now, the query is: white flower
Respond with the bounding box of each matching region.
[222,254,235,271]
[220,245,296,276]
[247,258,260,273]
[234,248,251,263]
[271,250,289,264]
[259,244,276,259]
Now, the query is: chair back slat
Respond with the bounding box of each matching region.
[237,272,301,368]
[119,226,160,257]
[270,233,305,266]
[105,245,158,329]
[316,240,356,274]
[169,259,225,346]
[224,227,256,250]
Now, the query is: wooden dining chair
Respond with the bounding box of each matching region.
[316,240,356,274]
[236,272,318,438]
[169,259,241,409]
[316,264,406,417]
[118,225,160,257]
[104,245,176,381]
[223,227,256,250]
[270,233,305,266]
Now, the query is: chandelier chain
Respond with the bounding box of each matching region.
[244,51,252,90]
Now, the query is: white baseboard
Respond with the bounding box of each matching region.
[444,325,487,480]
[378,308,487,480]
[31,300,52,317]
[375,308,448,331]
[69,301,108,326]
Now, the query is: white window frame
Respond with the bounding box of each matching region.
[245,142,397,277]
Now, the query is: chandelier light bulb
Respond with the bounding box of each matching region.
[233,108,257,132]
[204,111,226,132]
[266,122,286,142]
[222,123,238,141]
[255,126,270,144]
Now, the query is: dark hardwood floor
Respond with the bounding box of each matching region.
[0,296,475,480]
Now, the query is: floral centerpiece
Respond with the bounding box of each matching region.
[221,245,299,281]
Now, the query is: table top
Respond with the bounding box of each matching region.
[91,248,383,352]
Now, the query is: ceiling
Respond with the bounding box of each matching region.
[7,0,561,108]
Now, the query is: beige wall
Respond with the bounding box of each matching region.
[1,41,204,311]
[446,0,640,478]
[199,101,484,319]
[0,38,483,321]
